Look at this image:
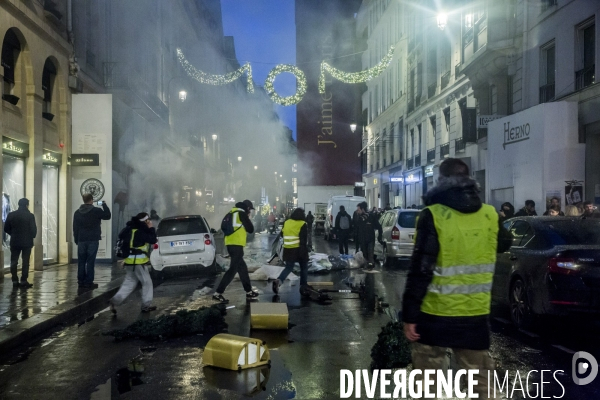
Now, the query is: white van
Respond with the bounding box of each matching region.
[324,195,367,240]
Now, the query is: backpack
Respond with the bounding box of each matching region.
[221,210,242,236]
[339,214,350,230]
[115,227,131,259]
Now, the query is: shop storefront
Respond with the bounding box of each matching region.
[2,137,28,270]
[403,167,427,208]
[365,175,380,208]
[42,151,61,264]
[389,166,404,208]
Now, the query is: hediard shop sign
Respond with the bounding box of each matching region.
[503,121,531,149]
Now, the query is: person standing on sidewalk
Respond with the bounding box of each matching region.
[109,212,158,314]
[355,202,383,269]
[4,198,36,288]
[73,194,111,288]
[334,205,352,255]
[272,208,309,295]
[402,158,512,398]
[213,200,259,303]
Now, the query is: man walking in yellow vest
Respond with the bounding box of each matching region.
[272,208,309,294]
[402,158,512,398]
[213,200,258,303]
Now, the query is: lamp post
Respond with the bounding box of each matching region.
[211,134,218,159]
[437,13,448,30]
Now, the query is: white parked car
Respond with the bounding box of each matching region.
[374,209,419,266]
[150,215,217,275]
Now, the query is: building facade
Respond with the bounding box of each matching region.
[1,0,73,275]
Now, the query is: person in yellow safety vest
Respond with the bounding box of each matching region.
[213,200,257,304]
[109,212,158,314]
[271,208,310,295]
[402,158,512,399]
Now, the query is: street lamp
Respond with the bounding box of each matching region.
[350,123,357,133]
[237,156,242,162]
[254,166,258,170]
[437,13,448,30]
[274,171,277,175]
[212,134,218,141]
[179,90,187,101]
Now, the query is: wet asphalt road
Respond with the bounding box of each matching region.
[0,233,600,399]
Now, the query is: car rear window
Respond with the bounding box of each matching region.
[398,212,418,228]
[541,220,600,246]
[157,218,208,236]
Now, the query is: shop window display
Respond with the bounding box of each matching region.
[42,165,58,263]
[3,156,25,269]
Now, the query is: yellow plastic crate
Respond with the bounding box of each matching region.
[250,303,289,330]
[203,333,270,371]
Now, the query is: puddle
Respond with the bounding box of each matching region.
[91,357,146,399]
[77,315,95,327]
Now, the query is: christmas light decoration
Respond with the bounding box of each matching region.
[319,46,395,94]
[264,64,307,106]
[177,48,254,93]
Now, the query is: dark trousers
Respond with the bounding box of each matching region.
[278,259,308,287]
[337,229,350,255]
[216,245,252,293]
[360,240,375,265]
[354,232,360,252]
[77,241,99,285]
[10,246,32,283]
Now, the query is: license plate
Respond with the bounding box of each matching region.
[171,241,192,247]
[408,234,415,240]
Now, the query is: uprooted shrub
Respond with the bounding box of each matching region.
[104,306,228,341]
[370,321,412,370]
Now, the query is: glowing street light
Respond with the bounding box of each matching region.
[237,156,242,162]
[274,171,277,175]
[179,90,187,101]
[211,134,218,141]
[350,123,357,133]
[437,13,448,30]
[279,174,282,177]
[254,166,258,170]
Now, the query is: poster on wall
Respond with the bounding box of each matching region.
[565,180,584,207]
[545,190,562,212]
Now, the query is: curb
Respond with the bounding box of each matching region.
[0,277,124,356]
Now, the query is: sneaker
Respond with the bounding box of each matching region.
[20,282,33,288]
[212,293,229,304]
[12,282,19,288]
[272,279,280,294]
[141,305,157,313]
[246,290,260,299]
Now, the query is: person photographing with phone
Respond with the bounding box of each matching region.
[73,194,111,289]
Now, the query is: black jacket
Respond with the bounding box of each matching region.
[73,203,111,244]
[119,219,158,256]
[334,210,352,232]
[4,206,37,248]
[306,213,314,227]
[355,211,383,243]
[514,207,537,217]
[401,175,512,350]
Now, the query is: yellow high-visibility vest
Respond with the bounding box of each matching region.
[124,229,150,265]
[225,208,247,247]
[282,219,306,249]
[420,203,498,317]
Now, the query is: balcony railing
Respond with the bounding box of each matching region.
[427,148,435,163]
[415,154,421,167]
[455,138,466,153]
[407,157,414,169]
[428,83,437,98]
[440,142,450,158]
[539,83,555,103]
[441,71,450,90]
[575,66,595,91]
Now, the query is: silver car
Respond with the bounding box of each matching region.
[374,209,419,266]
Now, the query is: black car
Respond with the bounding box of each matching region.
[492,216,600,327]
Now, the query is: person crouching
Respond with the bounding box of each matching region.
[109,212,158,314]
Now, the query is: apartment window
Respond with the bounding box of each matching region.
[507,77,514,115]
[42,59,57,119]
[540,41,556,103]
[382,128,387,167]
[409,68,415,111]
[541,0,557,13]
[1,29,21,98]
[410,129,414,157]
[490,84,498,114]
[389,123,395,163]
[443,107,451,135]
[375,85,379,117]
[576,21,595,90]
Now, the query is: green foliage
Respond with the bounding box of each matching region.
[370,321,412,370]
[105,306,228,341]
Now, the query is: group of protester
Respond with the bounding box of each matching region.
[499,197,599,223]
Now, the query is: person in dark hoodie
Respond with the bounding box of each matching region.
[355,202,383,269]
[334,205,352,255]
[73,193,111,288]
[109,212,158,314]
[498,201,515,223]
[402,158,512,398]
[213,200,258,303]
[4,198,37,288]
[272,207,310,295]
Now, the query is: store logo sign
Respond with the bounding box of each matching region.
[425,165,434,177]
[503,121,531,149]
[70,153,99,166]
[43,153,58,163]
[3,141,24,154]
[390,177,403,182]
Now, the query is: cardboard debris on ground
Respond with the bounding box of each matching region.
[308,282,334,286]
[233,265,298,281]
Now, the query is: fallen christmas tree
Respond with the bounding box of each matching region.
[370,321,412,370]
[104,306,228,341]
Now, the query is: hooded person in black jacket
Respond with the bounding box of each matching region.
[73,193,111,288]
[355,202,383,269]
[334,206,352,255]
[401,158,512,398]
[4,198,37,288]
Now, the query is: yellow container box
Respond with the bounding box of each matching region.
[250,303,289,330]
[203,333,270,371]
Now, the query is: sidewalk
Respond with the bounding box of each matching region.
[0,263,125,355]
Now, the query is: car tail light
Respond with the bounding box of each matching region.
[204,234,212,245]
[152,243,159,250]
[391,226,400,241]
[548,258,579,275]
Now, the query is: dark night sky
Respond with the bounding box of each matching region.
[221,0,297,140]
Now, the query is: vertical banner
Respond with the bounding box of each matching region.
[462,108,477,143]
[71,95,113,261]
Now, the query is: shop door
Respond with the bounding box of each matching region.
[42,165,59,264]
[3,156,26,270]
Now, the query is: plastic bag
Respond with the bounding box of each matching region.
[354,251,366,267]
